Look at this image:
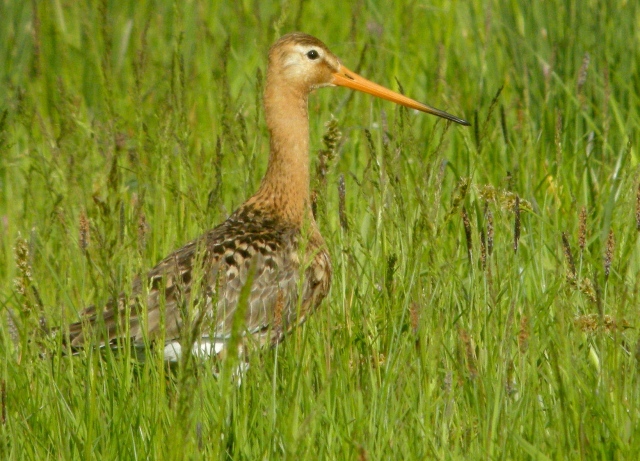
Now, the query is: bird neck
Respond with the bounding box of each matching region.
[249,83,312,227]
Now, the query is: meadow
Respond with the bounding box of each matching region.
[1,0,639,459]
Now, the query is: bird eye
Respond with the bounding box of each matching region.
[306,50,319,60]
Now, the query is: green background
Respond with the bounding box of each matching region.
[1,0,639,459]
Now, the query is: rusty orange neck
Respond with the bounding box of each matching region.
[247,80,313,227]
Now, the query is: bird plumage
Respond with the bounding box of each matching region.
[65,32,467,361]
[68,201,331,359]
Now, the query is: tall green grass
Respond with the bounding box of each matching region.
[1,0,639,458]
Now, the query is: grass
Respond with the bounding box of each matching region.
[1,0,640,458]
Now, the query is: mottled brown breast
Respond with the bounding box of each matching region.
[68,202,332,354]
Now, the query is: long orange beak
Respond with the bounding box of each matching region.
[332,65,470,126]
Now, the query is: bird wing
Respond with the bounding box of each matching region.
[67,216,303,352]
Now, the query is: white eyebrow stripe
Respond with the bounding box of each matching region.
[282,45,324,69]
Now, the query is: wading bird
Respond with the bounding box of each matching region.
[67,32,469,362]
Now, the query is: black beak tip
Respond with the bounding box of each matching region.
[446,115,471,126]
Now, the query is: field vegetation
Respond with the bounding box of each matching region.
[1,0,639,458]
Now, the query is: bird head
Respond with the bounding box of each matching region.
[268,32,469,126]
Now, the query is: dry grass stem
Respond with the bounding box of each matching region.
[576,52,590,108]
[338,174,348,231]
[513,195,520,253]
[79,211,90,252]
[555,110,563,167]
[578,206,587,252]
[485,203,494,256]
[636,182,640,231]
[518,316,529,354]
[459,328,478,380]
[461,207,472,263]
[604,229,615,279]
[479,226,487,269]
[561,232,577,281]
[138,212,149,251]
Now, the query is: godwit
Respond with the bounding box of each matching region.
[67,32,469,361]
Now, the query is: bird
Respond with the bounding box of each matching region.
[65,32,469,363]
